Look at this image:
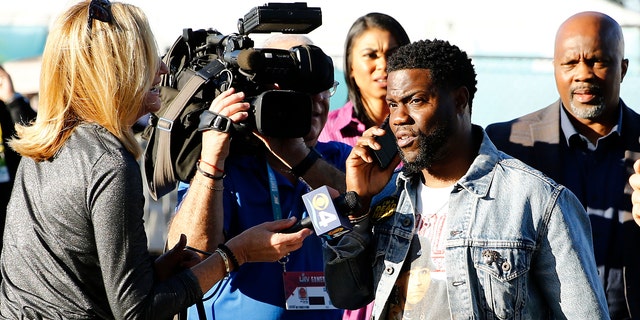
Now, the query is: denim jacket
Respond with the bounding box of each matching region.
[323,126,609,319]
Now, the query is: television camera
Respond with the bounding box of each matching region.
[163,2,333,138]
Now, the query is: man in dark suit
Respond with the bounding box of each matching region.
[486,11,640,319]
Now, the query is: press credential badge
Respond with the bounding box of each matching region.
[283,271,337,310]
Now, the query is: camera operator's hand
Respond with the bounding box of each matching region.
[346,126,400,208]
[200,88,250,167]
[167,88,250,251]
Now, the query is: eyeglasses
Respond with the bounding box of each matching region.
[313,81,340,101]
[329,80,339,97]
[87,0,113,32]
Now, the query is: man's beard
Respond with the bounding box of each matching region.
[569,85,606,119]
[569,100,606,119]
[399,121,451,174]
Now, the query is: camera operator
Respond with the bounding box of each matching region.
[166,34,350,320]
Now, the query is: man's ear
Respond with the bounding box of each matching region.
[621,58,629,83]
[454,86,469,113]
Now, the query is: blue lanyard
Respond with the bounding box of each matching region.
[266,162,282,220]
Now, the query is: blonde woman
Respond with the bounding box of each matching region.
[0,1,311,318]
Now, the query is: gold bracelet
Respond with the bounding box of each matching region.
[215,248,231,275]
[217,243,240,271]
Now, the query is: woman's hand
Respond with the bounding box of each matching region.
[224,217,314,266]
[153,234,201,281]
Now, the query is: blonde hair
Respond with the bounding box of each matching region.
[10,0,159,160]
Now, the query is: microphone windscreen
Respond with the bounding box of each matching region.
[236,49,262,71]
[333,191,362,217]
[343,191,362,213]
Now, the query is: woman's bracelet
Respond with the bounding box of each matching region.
[217,243,240,271]
[197,160,226,180]
[185,245,231,276]
[215,248,231,275]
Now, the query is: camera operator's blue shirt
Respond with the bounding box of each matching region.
[177,141,351,320]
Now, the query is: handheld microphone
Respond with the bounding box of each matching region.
[334,191,363,217]
[281,187,363,240]
[281,216,312,233]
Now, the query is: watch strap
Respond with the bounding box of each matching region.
[291,146,322,177]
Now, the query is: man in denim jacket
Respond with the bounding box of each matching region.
[323,39,609,319]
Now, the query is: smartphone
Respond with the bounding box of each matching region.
[371,118,398,169]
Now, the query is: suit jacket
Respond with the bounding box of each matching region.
[486,99,640,318]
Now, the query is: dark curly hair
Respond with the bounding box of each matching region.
[387,39,477,114]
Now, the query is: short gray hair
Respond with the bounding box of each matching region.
[261,34,313,49]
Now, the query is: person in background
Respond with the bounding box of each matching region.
[0,65,37,259]
[0,1,312,318]
[0,66,36,124]
[486,11,640,319]
[323,39,608,319]
[166,34,350,320]
[319,12,410,147]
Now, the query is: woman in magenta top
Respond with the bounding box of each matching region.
[319,12,409,147]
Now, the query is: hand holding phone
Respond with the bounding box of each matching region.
[371,118,398,169]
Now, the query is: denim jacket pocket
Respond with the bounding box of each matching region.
[472,245,532,319]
